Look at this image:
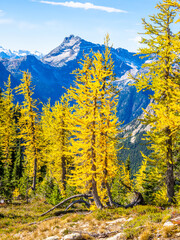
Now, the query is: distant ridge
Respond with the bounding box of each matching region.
[0,46,43,60]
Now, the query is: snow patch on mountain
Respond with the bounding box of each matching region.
[62,35,81,47]
[123,103,152,143]
[115,64,138,88]
[0,46,12,55]
[0,46,43,59]
[42,35,81,67]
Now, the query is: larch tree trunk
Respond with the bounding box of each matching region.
[166,127,174,203]
[91,94,103,209]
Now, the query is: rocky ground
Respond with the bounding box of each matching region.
[10,211,180,240]
[1,201,180,240]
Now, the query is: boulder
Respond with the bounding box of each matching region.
[45,236,60,240]
[163,221,174,227]
[61,233,83,240]
[106,232,124,240]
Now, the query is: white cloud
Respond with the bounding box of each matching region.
[0,10,5,17]
[39,1,127,13]
[0,10,14,25]
[0,18,13,25]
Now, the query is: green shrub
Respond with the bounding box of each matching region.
[37,176,63,205]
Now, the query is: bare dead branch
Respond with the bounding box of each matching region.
[40,194,92,217]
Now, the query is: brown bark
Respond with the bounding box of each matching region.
[91,93,103,209]
[31,115,37,191]
[32,157,37,191]
[91,176,103,209]
[61,156,66,192]
[105,182,114,207]
[61,111,67,192]
[125,192,145,208]
[24,73,38,192]
[164,15,175,203]
[166,127,175,203]
[65,199,90,211]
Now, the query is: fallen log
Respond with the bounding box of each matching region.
[40,194,92,217]
[65,199,90,211]
[112,201,124,207]
[40,187,145,217]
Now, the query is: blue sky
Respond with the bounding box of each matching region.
[0,0,161,54]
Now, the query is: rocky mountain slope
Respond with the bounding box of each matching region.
[118,103,153,173]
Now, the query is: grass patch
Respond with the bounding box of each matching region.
[62,228,71,235]
[92,205,163,221]
[0,199,53,236]
[63,213,85,223]
[139,229,153,240]
[92,207,130,220]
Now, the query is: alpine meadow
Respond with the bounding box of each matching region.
[0,0,180,239]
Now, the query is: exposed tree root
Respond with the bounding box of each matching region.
[125,191,145,208]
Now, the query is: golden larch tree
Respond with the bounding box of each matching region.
[68,38,121,208]
[15,71,41,191]
[133,0,180,202]
[41,95,71,195]
[0,76,17,185]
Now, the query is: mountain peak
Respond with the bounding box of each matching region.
[42,35,82,68]
[63,34,81,43]
[61,35,81,49]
